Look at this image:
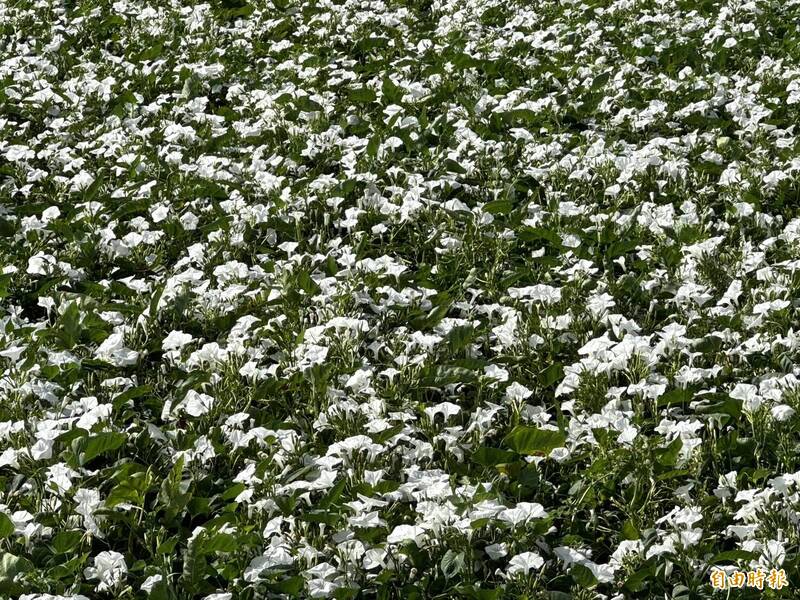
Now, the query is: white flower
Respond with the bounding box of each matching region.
[483,364,510,383]
[46,463,79,493]
[345,368,373,393]
[27,252,56,275]
[180,211,199,230]
[485,543,508,560]
[95,332,139,367]
[308,578,341,598]
[386,524,427,546]
[4,145,34,162]
[507,551,544,576]
[294,343,329,371]
[505,382,533,402]
[498,502,548,527]
[70,171,95,192]
[771,404,795,421]
[730,383,762,412]
[244,544,295,582]
[761,539,786,567]
[423,402,461,422]
[30,439,53,461]
[508,284,562,304]
[752,299,790,316]
[554,546,616,583]
[162,330,194,351]
[84,551,127,591]
[141,574,163,593]
[180,391,215,417]
[151,204,169,222]
[610,540,643,566]
[74,488,102,534]
[21,595,90,600]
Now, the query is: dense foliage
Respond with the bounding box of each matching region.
[2,0,800,598]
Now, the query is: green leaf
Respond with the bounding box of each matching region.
[657,437,683,467]
[445,325,476,352]
[112,385,152,409]
[621,519,639,541]
[422,300,451,327]
[606,238,639,259]
[136,42,163,62]
[317,477,347,510]
[366,134,381,158]
[456,585,503,600]
[444,158,467,174]
[334,587,359,600]
[0,552,33,591]
[0,514,13,540]
[656,468,691,481]
[592,71,611,89]
[624,565,654,592]
[52,530,83,554]
[381,77,402,104]
[46,551,88,581]
[218,0,254,19]
[693,334,723,354]
[188,496,211,516]
[504,426,566,456]
[348,87,376,103]
[108,90,138,118]
[267,575,304,595]
[695,397,741,418]
[149,283,165,322]
[470,517,492,530]
[371,423,403,444]
[157,539,179,555]
[148,580,170,600]
[538,363,564,387]
[507,108,540,124]
[82,171,104,202]
[591,427,613,447]
[517,226,562,246]
[483,199,513,215]
[472,446,517,467]
[440,549,465,580]
[182,530,210,594]
[299,511,340,526]
[295,95,323,112]
[106,481,144,508]
[221,483,246,501]
[81,431,126,464]
[571,563,597,587]
[672,583,691,600]
[202,531,237,554]
[0,220,15,239]
[657,388,693,408]
[710,550,758,563]
[160,456,190,522]
[61,301,81,348]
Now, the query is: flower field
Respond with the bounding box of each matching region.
[2,0,800,598]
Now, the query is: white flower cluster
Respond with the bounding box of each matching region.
[1,0,800,597]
